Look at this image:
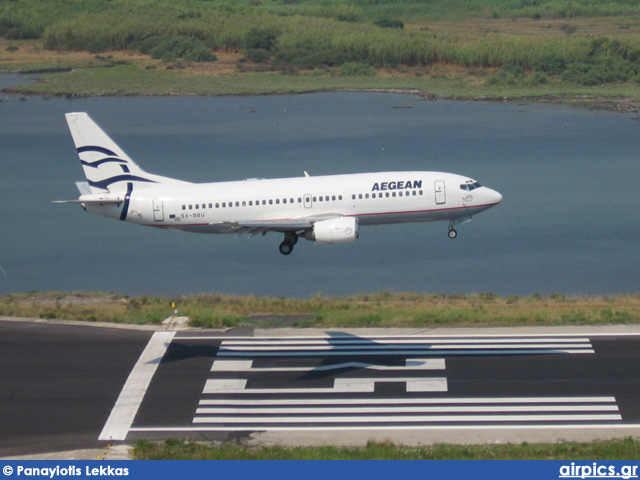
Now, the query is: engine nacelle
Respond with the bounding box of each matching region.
[306,217,359,244]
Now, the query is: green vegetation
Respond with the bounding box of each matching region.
[1,291,638,328]
[2,0,640,100]
[133,437,640,460]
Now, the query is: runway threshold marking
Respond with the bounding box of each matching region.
[99,331,175,442]
[123,333,635,437]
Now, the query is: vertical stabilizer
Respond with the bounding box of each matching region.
[65,112,188,193]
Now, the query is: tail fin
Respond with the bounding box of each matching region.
[65,112,189,194]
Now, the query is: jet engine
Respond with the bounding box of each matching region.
[305,217,359,244]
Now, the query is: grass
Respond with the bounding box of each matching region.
[1,1,640,104]
[133,437,640,460]
[7,61,640,111]
[2,291,639,328]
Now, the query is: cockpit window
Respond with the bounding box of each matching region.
[460,181,482,191]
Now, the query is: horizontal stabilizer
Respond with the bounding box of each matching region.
[53,192,124,205]
[52,198,123,205]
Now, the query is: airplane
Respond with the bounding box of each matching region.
[56,112,502,255]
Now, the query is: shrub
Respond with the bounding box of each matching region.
[147,36,215,63]
[373,19,404,29]
[244,48,270,63]
[535,54,567,75]
[486,63,525,85]
[562,57,640,85]
[244,27,279,51]
[299,49,348,69]
[560,24,577,35]
[524,71,550,85]
[339,62,376,76]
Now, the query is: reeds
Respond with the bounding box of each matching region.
[2,0,639,85]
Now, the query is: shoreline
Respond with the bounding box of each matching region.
[4,73,639,114]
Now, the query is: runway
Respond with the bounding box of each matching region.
[113,328,640,445]
[2,319,640,456]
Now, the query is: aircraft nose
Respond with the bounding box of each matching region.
[486,188,503,205]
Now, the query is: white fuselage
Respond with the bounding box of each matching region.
[85,171,502,234]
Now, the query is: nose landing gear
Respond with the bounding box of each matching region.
[448,223,458,239]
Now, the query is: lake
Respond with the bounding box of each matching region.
[0,87,637,298]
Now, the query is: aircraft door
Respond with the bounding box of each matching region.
[303,194,313,209]
[152,198,164,222]
[434,181,446,205]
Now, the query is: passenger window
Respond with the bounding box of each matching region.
[419,190,423,195]
[352,194,356,200]
[332,196,336,201]
[339,195,342,200]
[235,202,239,207]
[392,192,396,197]
[283,199,287,204]
[365,194,369,199]
[189,205,193,210]
[182,205,186,210]
[215,203,219,208]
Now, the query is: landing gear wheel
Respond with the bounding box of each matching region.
[448,228,458,239]
[279,241,294,255]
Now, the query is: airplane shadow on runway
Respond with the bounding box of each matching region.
[159,342,220,363]
[298,332,422,381]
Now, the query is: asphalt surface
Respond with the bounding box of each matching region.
[2,320,640,457]
[0,319,151,457]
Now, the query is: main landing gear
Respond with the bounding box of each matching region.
[279,232,299,255]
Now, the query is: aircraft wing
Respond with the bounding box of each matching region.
[214,213,345,236]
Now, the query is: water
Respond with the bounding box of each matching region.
[0,89,638,298]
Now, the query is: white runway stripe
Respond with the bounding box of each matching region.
[99,331,175,441]
[216,348,595,357]
[192,414,622,424]
[203,377,448,394]
[196,405,620,415]
[199,396,617,406]
[219,343,590,351]
[219,337,592,345]
[210,358,446,372]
